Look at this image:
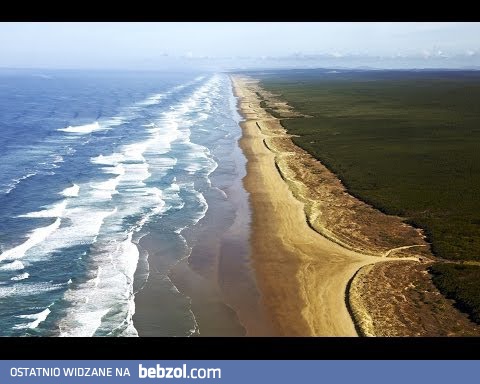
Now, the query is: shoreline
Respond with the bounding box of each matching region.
[133,75,271,336]
[131,72,479,337]
[234,74,480,336]
[232,75,384,335]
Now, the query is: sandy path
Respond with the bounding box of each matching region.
[232,76,387,336]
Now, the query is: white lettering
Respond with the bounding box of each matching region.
[116,368,131,376]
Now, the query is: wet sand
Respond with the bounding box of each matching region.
[133,89,272,336]
[168,160,274,336]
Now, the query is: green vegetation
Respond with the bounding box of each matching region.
[430,263,480,323]
[257,69,480,262]
[253,69,480,323]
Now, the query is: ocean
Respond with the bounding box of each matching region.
[0,69,261,336]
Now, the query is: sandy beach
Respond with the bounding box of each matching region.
[232,75,385,335]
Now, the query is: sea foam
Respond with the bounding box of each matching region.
[0,282,64,299]
[60,184,80,197]
[0,218,61,262]
[58,231,140,337]
[19,200,68,218]
[58,122,104,134]
[0,260,25,271]
[138,93,165,106]
[14,308,51,329]
[4,172,37,194]
[11,272,30,281]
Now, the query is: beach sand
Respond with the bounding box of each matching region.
[232,76,386,336]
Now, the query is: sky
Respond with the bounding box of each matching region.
[1,22,480,70]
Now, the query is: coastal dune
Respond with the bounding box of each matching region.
[232,76,383,335]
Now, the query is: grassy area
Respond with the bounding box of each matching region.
[252,68,480,323]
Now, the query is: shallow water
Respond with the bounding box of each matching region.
[0,69,263,336]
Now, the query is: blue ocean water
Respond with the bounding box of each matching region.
[0,69,243,336]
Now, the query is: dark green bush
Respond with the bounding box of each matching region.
[430,263,480,324]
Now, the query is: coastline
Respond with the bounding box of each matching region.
[132,73,479,337]
[133,75,272,336]
[233,74,480,336]
[232,75,383,335]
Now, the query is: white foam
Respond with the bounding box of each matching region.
[4,172,36,194]
[177,182,208,227]
[198,112,209,121]
[59,122,105,134]
[93,266,102,288]
[133,188,167,229]
[60,184,80,197]
[14,308,51,329]
[121,232,139,280]
[103,116,125,127]
[90,114,179,203]
[119,300,138,337]
[145,157,177,177]
[19,200,67,218]
[11,272,29,281]
[123,142,149,163]
[53,75,228,337]
[58,231,140,337]
[91,153,125,166]
[142,124,179,161]
[138,93,165,106]
[11,174,116,263]
[43,208,114,248]
[19,208,116,266]
[174,226,186,234]
[0,282,64,298]
[59,307,110,337]
[0,218,61,262]
[191,189,208,226]
[53,155,64,163]
[0,260,25,271]
[90,177,120,200]
[171,84,187,92]
[184,163,204,174]
[120,162,151,187]
[102,164,125,175]
[19,172,37,181]
[55,126,183,336]
[177,141,217,177]
[169,181,180,193]
[32,74,53,80]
